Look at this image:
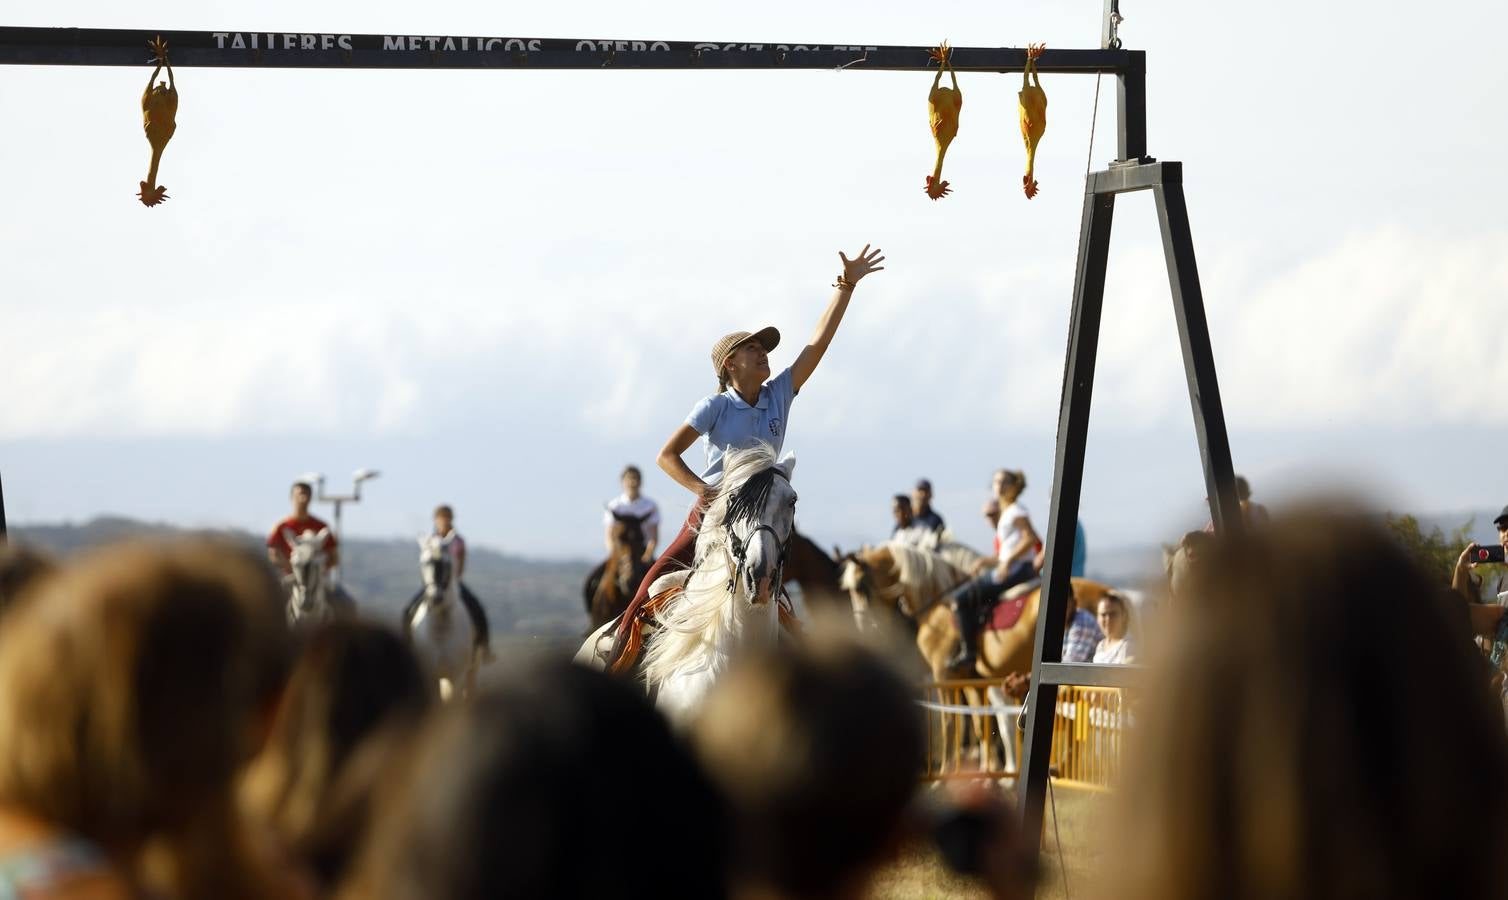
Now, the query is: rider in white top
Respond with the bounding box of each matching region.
[947,469,1040,669]
[604,465,660,562]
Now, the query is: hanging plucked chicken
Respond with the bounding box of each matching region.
[138,36,178,207]
[1018,43,1047,199]
[923,42,962,200]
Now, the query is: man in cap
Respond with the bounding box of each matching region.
[608,244,886,666]
[911,478,946,536]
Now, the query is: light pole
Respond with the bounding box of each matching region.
[303,468,380,586]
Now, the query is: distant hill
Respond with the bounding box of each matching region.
[8,517,596,640]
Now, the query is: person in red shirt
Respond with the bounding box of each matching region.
[266,481,338,575]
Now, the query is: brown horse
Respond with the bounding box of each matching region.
[583,511,652,631]
[782,531,849,618]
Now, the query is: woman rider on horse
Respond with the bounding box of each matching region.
[947,468,1039,669]
[609,245,886,663]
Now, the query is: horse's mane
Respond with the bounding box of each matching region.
[884,542,969,609]
[699,441,782,535]
[642,443,786,688]
[934,540,986,574]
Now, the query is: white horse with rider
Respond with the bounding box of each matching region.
[406,532,481,701]
[577,444,798,724]
[282,527,355,625]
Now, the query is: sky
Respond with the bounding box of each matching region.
[2,0,1505,559]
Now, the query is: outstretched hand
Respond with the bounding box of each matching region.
[839,245,886,286]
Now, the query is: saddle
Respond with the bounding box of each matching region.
[986,578,1041,632]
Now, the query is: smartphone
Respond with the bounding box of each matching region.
[1472,545,1507,564]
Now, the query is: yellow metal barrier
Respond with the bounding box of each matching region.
[919,679,1126,791]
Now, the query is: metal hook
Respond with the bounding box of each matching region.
[1105,0,1125,49]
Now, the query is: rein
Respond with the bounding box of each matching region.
[701,466,793,603]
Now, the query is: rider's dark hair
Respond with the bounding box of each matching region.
[621,465,642,481]
[892,495,911,508]
[433,505,454,519]
[291,481,314,497]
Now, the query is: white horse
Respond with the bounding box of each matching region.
[284,528,352,625]
[577,444,798,725]
[406,533,479,702]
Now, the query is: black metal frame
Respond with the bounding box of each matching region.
[1,24,1236,883]
[1016,158,1240,850]
[0,27,1142,76]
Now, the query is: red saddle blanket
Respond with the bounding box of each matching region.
[985,581,1041,631]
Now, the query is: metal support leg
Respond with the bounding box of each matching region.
[0,470,7,542]
[1018,187,1116,839]
[1154,182,1241,533]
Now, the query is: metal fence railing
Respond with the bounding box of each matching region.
[919,679,1126,791]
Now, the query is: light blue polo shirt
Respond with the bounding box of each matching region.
[686,366,796,483]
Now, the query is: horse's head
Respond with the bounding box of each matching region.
[715,452,798,605]
[838,551,878,630]
[609,511,649,555]
[285,527,330,618]
[419,533,456,601]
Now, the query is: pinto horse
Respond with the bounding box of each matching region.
[841,542,1117,768]
[577,444,798,725]
[583,511,652,631]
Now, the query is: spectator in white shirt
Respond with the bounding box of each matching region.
[604,465,660,563]
[1093,591,1135,664]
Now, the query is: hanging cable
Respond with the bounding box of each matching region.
[1084,72,1102,180]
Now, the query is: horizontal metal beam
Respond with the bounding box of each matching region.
[0,27,1139,73]
[1087,160,1180,195]
[1038,662,1141,688]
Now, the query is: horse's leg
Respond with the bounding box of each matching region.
[438,677,454,704]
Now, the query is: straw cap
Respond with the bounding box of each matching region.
[710,327,781,379]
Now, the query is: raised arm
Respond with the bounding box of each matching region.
[791,245,885,393]
[657,424,712,500]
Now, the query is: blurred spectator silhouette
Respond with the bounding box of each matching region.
[240,619,429,893]
[0,542,56,621]
[1114,506,1508,900]
[691,632,925,900]
[0,540,297,900]
[342,659,728,900]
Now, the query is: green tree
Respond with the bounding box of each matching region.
[1383,512,1473,585]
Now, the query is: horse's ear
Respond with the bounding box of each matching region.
[777,453,796,480]
[418,534,430,548]
[281,528,299,546]
[832,545,844,562]
[315,527,331,542]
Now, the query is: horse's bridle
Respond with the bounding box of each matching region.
[720,468,793,603]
